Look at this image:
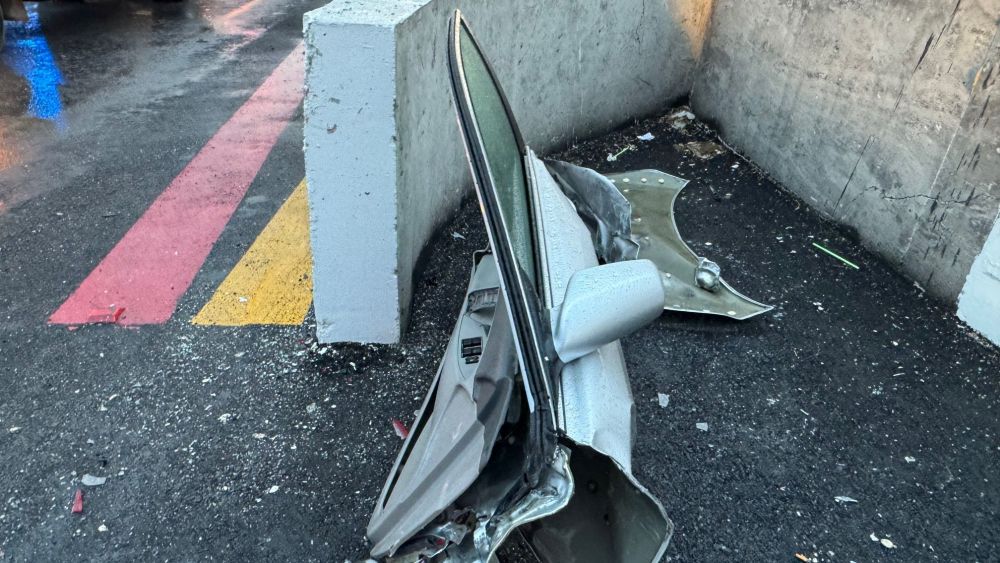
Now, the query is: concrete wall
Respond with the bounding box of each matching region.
[691,0,1000,302]
[305,0,711,342]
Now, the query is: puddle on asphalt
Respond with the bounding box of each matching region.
[1,5,66,129]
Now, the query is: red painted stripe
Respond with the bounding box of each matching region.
[50,44,304,326]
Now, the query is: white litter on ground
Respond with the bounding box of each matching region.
[81,474,107,487]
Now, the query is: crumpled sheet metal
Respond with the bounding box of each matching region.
[606,169,772,320]
[546,160,771,321]
[545,160,640,264]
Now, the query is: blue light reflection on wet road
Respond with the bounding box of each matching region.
[2,5,65,127]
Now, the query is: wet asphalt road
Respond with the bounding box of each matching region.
[0,0,345,560]
[1,3,999,562]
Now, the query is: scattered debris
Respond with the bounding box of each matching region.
[664,108,696,130]
[253,433,267,439]
[657,393,670,408]
[217,413,233,424]
[72,490,84,514]
[794,553,811,562]
[904,455,916,463]
[834,496,858,504]
[267,485,280,494]
[8,427,21,433]
[391,418,409,440]
[451,231,466,240]
[97,524,108,533]
[811,242,860,270]
[81,474,107,487]
[870,533,897,549]
[87,306,126,324]
[637,132,656,142]
[676,141,725,160]
[696,422,709,432]
[306,402,318,414]
[606,144,636,162]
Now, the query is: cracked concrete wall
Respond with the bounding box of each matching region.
[691,0,1000,302]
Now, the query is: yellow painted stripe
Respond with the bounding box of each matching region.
[193,180,312,325]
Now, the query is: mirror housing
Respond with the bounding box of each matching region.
[553,260,665,363]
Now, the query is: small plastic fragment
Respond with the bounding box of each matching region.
[87,306,126,324]
[451,232,466,240]
[637,132,655,141]
[72,489,84,514]
[834,496,858,504]
[606,144,636,162]
[794,554,810,562]
[81,474,107,487]
[696,422,709,431]
[657,393,670,408]
[391,419,409,440]
[811,242,860,270]
[880,538,896,549]
[904,455,916,463]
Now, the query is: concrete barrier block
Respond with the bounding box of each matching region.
[303,1,426,344]
[304,0,708,343]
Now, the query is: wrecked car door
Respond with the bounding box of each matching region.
[366,12,677,562]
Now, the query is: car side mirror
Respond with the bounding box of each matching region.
[552,260,665,363]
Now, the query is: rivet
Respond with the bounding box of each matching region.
[641,177,648,183]
[623,188,630,193]
[611,179,617,183]
[658,178,665,184]
[727,310,737,316]
[622,178,630,183]
[634,217,642,223]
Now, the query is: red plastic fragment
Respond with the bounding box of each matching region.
[86,307,125,324]
[72,489,84,514]
[391,419,409,440]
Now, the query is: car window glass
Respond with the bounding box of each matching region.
[459,26,537,287]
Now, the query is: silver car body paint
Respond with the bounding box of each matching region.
[548,161,772,320]
[365,11,771,562]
